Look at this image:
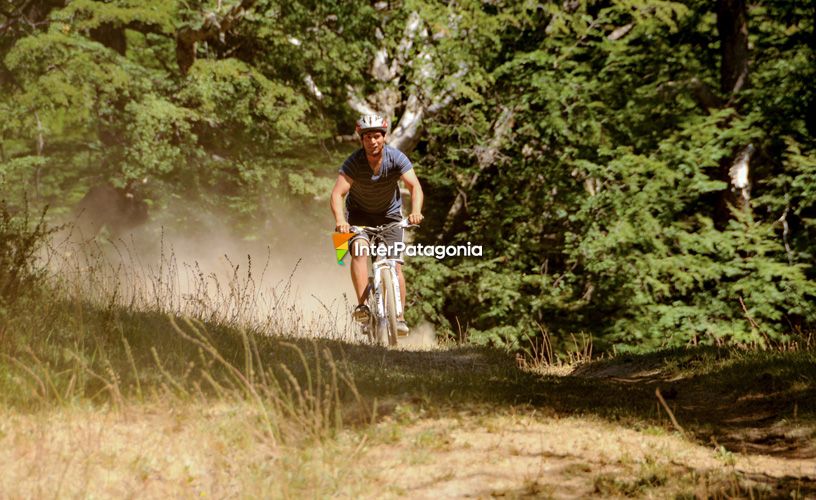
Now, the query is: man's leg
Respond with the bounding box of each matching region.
[350,237,369,305]
[396,263,406,317]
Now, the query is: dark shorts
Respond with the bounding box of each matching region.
[349,213,404,260]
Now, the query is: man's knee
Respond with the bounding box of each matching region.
[351,238,370,258]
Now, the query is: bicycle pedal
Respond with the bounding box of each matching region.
[352,305,371,324]
[353,315,370,324]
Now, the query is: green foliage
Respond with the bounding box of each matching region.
[0,0,373,234]
[57,0,178,33]
[6,31,144,143]
[124,94,197,178]
[0,156,47,188]
[180,58,311,149]
[1,0,814,352]
[408,0,816,351]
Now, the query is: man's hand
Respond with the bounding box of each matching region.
[408,212,424,225]
[336,221,351,233]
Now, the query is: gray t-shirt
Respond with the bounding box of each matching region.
[339,145,413,225]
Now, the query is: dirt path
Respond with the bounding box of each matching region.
[350,346,816,498]
[1,335,813,498]
[361,410,815,498]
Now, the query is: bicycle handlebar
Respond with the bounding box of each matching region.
[349,218,419,235]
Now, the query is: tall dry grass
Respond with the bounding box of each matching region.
[0,228,379,496]
[49,231,356,339]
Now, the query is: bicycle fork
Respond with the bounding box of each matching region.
[371,260,404,320]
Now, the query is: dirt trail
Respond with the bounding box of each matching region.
[364,413,815,498]
[353,348,816,498]
[2,322,813,497]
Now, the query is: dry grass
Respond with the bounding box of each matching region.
[0,402,371,498]
[48,234,355,340]
[1,235,376,496]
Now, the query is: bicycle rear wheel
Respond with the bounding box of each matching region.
[381,270,399,346]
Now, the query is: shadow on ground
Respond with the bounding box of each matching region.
[314,340,816,460]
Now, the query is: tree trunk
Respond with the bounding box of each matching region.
[438,107,515,240]
[90,23,127,55]
[713,0,752,229]
[717,0,749,95]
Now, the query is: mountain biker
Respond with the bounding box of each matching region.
[330,114,425,334]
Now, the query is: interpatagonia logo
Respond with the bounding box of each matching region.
[332,232,354,265]
[331,232,482,265]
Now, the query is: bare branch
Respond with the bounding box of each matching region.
[303,74,323,100]
[438,107,515,240]
[346,10,464,154]
[776,206,794,265]
[689,77,723,111]
[346,88,378,116]
[388,94,425,153]
[176,0,256,74]
[608,23,633,41]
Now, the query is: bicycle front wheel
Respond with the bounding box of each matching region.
[367,292,387,346]
[381,270,399,346]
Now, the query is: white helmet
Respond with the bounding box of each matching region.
[355,114,388,136]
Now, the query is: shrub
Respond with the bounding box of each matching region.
[0,198,53,309]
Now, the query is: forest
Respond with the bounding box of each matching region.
[2,0,815,349]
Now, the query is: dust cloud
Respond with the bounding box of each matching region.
[399,321,437,349]
[154,222,355,339]
[52,199,435,347]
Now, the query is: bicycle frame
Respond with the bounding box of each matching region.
[349,219,415,345]
[370,257,403,321]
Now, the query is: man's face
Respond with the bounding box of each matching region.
[362,131,385,157]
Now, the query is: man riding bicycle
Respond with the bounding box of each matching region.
[330,114,425,333]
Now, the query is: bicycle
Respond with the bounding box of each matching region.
[348,218,418,346]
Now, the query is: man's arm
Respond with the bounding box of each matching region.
[401,168,424,225]
[330,173,353,233]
